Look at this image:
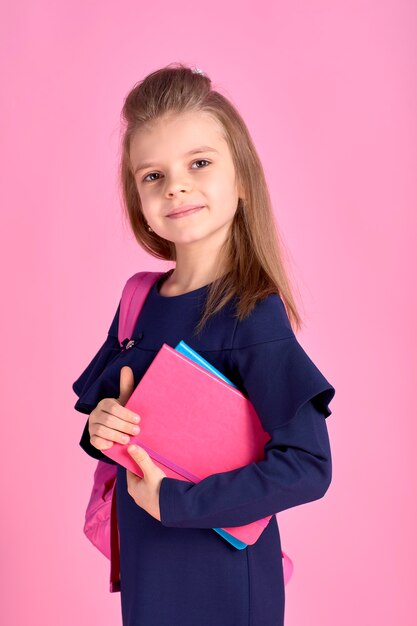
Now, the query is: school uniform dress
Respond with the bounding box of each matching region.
[72,271,336,626]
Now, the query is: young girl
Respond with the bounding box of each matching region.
[72,63,336,626]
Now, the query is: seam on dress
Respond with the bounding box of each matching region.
[229,335,296,374]
[126,335,296,355]
[232,334,296,351]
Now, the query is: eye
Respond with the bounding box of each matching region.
[142,159,211,183]
[191,159,211,169]
[142,172,160,183]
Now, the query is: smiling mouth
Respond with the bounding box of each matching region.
[167,206,205,219]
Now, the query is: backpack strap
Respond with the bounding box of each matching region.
[117,271,165,346]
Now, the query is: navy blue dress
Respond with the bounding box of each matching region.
[72,271,336,626]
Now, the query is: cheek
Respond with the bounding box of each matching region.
[209,175,236,201]
[137,189,156,215]
[213,177,239,210]
[136,182,149,202]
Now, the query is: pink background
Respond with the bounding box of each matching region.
[1,1,416,624]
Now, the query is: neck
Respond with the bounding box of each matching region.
[167,229,230,292]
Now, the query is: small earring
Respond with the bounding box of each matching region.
[147,224,153,233]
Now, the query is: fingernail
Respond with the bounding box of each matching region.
[133,415,140,423]
[122,435,130,443]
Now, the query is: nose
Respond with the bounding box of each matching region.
[168,188,186,197]
[164,176,192,198]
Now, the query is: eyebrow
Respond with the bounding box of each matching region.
[133,146,219,175]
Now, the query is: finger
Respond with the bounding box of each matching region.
[127,445,154,476]
[91,424,133,445]
[89,434,115,450]
[118,366,135,406]
[96,406,141,436]
[99,396,140,422]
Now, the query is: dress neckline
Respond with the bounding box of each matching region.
[155,269,215,299]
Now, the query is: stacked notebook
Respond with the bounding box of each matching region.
[102,340,272,547]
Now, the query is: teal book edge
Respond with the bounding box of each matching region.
[174,339,247,551]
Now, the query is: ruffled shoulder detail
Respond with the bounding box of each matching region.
[231,336,335,432]
[72,301,122,414]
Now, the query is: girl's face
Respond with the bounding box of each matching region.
[129,111,242,249]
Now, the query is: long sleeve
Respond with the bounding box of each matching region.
[159,398,332,529]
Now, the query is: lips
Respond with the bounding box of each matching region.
[167,205,205,218]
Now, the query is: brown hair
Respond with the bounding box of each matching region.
[118,62,303,336]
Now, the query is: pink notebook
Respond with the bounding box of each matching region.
[102,343,272,545]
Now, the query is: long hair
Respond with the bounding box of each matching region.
[118,62,303,336]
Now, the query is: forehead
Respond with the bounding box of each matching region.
[129,111,227,161]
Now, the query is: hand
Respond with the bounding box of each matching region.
[88,366,141,451]
[126,445,167,522]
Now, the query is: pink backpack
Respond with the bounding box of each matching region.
[83,271,294,592]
